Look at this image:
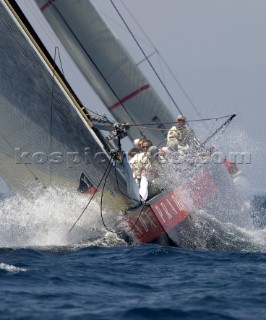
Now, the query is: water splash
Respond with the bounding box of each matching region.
[0,186,125,248]
[217,125,266,191]
[0,127,265,252]
[175,210,266,252]
[161,125,266,252]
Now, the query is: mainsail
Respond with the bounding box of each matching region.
[0,0,131,212]
[34,0,175,146]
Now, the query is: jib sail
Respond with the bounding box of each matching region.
[0,0,131,211]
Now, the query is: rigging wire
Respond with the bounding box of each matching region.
[67,151,147,235]
[110,0,183,115]
[120,114,235,129]
[201,114,236,147]
[98,159,146,235]
[99,159,117,234]
[45,1,144,138]
[24,0,102,117]
[56,47,65,76]
[52,46,111,120]
[67,155,114,234]
[155,114,236,148]
[118,0,203,120]
[99,160,152,235]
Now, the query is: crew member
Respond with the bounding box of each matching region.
[128,138,145,163]
[132,144,164,200]
[167,115,198,150]
[130,139,152,180]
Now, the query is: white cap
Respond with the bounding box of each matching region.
[134,139,140,146]
[176,114,186,121]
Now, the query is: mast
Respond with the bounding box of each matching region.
[34,0,175,145]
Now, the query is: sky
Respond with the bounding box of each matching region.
[16,0,266,190]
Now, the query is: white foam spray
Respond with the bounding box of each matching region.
[0,127,265,252]
[0,186,125,248]
[161,125,266,251]
[0,263,26,273]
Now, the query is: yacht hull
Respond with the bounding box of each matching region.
[120,163,236,246]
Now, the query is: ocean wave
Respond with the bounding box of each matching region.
[0,262,26,273]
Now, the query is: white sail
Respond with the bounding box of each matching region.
[34,0,175,146]
[0,0,132,211]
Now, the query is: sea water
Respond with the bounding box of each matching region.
[1,185,266,320]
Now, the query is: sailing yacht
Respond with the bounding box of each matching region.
[1,0,240,247]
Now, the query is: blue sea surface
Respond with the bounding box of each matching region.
[1,244,266,320]
[1,188,266,319]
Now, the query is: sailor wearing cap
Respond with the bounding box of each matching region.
[131,140,152,181]
[132,145,165,201]
[166,114,197,150]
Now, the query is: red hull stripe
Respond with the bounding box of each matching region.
[40,0,57,11]
[109,84,150,111]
